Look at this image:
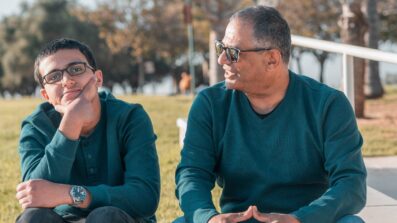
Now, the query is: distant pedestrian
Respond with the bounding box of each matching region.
[179,72,191,95]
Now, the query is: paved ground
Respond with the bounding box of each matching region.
[365,156,397,199]
[359,156,397,223]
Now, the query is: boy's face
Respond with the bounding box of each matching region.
[39,49,103,108]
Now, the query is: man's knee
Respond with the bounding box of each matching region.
[16,208,64,223]
[337,215,365,223]
[86,206,142,223]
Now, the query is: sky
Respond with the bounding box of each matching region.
[0,0,96,18]
[0,0,32,18]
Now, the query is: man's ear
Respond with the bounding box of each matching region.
[94,70,103,88]
[40,88,49,101]
[264,49,281,69]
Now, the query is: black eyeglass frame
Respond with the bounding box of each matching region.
[42,61,96,85]
[215,40,273,63]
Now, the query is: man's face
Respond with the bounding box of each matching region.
[218,19,271,93]
[39,49,103,107]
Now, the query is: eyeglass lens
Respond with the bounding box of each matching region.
[215,41,239,62]
[44,63,87,84]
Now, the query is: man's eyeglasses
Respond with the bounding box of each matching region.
[215,40,273,63]
[42,62,95,85]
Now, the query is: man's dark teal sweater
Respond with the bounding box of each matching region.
[175,71,366,223]
[19,91,160,221]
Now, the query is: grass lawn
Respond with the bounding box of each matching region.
[0,85,396,223]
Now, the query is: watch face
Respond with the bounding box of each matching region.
[71,186,87,204]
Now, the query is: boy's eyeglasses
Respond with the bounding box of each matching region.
[42,62,95,85]
[215,40,272,63]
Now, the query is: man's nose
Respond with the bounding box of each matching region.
[217,50,230,65]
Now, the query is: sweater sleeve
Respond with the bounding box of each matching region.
[85,106,160,219]
[19,124,79,183]
[292,91,367,223]
[175,93,220,223]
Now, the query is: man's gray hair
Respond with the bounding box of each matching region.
[230,6,291,63]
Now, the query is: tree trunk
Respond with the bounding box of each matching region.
[291,47,303,74]
[364,0,384,99]
[313,51,328,84]
[209,30,222,86]
[209,23,226,86]
[137,55,145,93]
[339,0,368,118]
[319,60,325,84]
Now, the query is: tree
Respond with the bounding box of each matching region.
[339,0,368,118]
[364,0,384,99]
[278,0,341,83]
[0,0,109,95]
[77,0,191,92]
[378,0,397,43]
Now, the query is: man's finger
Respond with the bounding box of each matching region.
[252,206,271,222]
[228,210,253,223]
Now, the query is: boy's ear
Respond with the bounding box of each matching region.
[40,88,49,101]
[94,70,103,88]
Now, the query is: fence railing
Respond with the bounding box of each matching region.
[291,35,397,108]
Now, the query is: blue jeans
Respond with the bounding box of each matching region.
[337,215,365,223]
[172,215,365,223]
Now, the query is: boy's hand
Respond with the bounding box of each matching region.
[16,179,72,209]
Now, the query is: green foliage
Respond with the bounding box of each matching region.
[378,0,397,43]
[380,13,397,43]
[278,0,341,82]
[0,0,213,95]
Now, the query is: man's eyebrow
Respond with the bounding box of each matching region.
[44,61,85,76]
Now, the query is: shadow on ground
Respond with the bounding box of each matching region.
[367,168,397,199]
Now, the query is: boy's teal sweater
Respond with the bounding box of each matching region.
[19,91,160,221]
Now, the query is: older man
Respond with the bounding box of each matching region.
[175,6,366,223]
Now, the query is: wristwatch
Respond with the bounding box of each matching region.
[69,185,87,206]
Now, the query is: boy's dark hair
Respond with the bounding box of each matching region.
[34,38,97,88]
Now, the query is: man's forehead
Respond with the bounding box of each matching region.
[222,20,238,44]
[222,19,251,46]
